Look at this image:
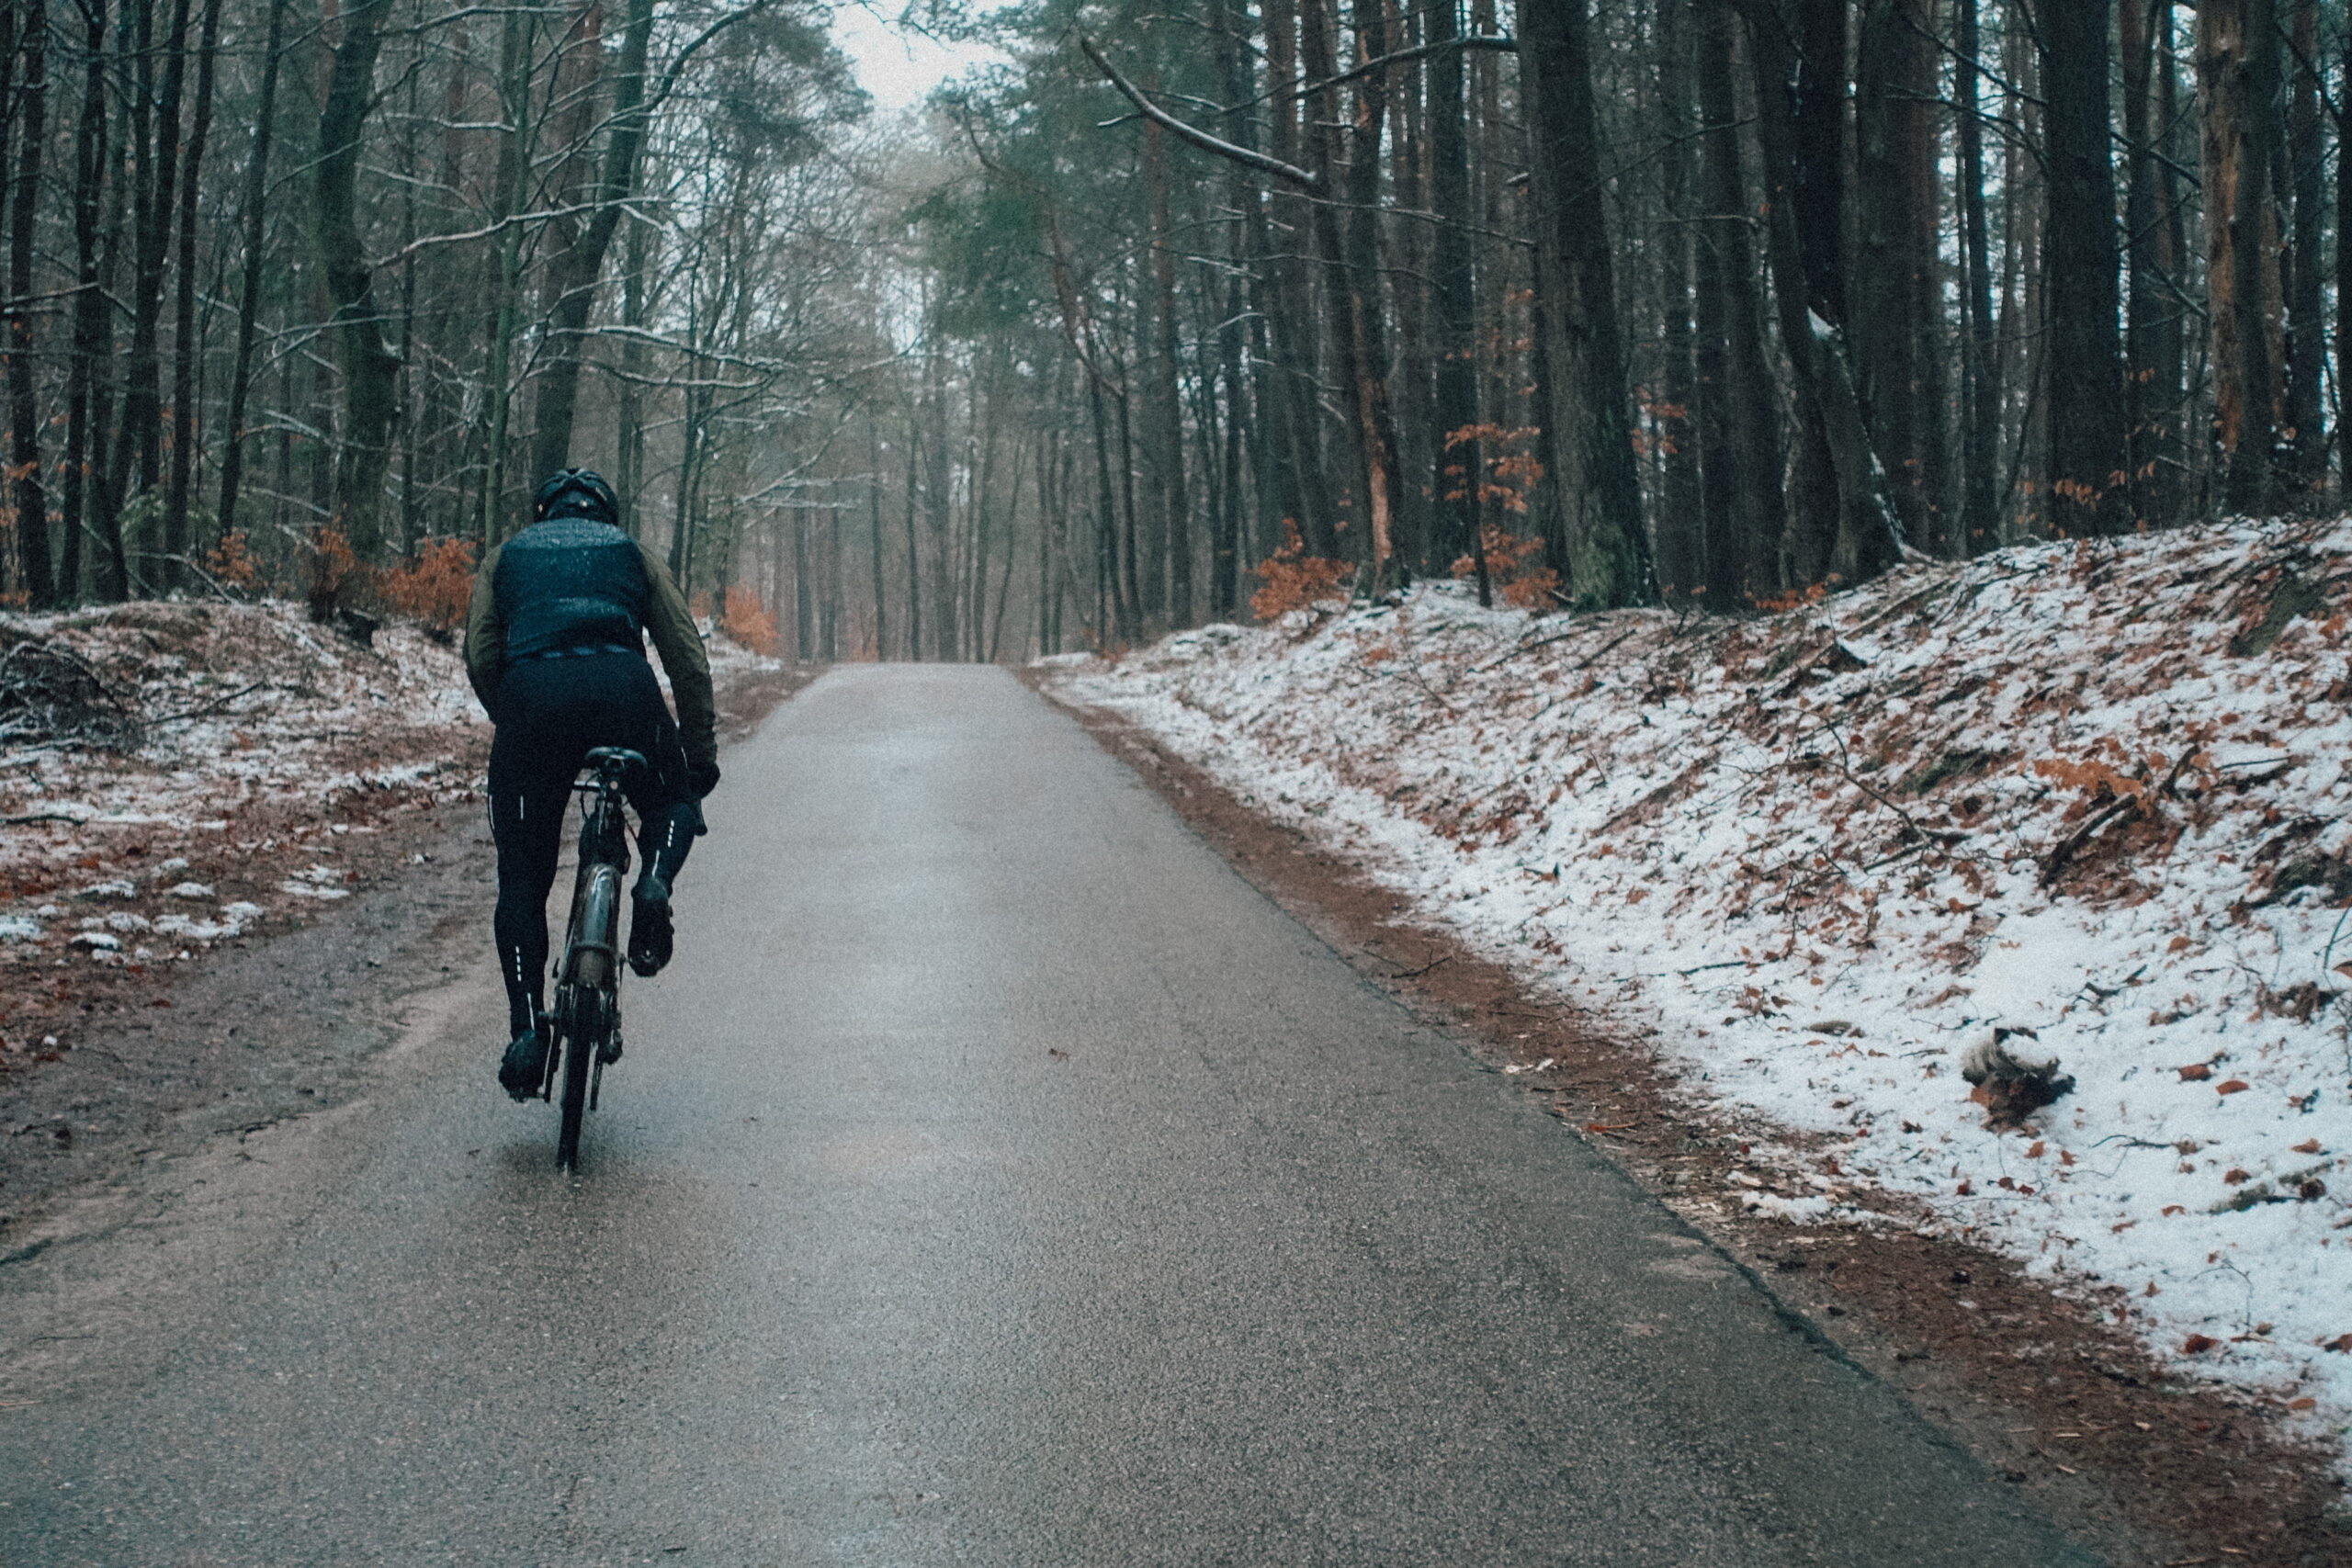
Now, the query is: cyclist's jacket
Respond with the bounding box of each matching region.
[461,518,717,774]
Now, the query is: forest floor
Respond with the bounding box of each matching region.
[0,598,808,1237]
[1040,516,2352,1566]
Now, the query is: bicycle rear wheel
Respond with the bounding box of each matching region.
[556,863,621,1169]
[556,1011,594,1168]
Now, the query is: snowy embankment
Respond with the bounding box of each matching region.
[1051,517,2352,1452]
[0,600,487,962]
[1,600,775,976]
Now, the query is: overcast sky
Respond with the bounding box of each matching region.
[833,4,1006,112]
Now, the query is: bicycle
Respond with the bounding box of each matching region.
[530,744,643,1169]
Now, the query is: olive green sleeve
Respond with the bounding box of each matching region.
[638,542,717,772]
[461,544,506,717]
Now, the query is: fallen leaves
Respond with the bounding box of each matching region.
[2181,1334,2221,1355]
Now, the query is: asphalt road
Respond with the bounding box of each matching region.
[0,665,2098,1566]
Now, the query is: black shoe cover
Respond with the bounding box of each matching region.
[498,1027,548,1101]
[628,893,673,978]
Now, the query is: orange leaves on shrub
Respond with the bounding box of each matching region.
[1449,523,1558,610]
[720,583,778,656]
[1442,423,1542,514]
[381,536,476,637]
[203,529,262,592]
[1251,519,1354,622]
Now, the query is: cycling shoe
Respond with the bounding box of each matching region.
[628,888,673,977]
[498,1025,549,1101]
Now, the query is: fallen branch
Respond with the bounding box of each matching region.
[2038,794,2142,889]
[146,682,275,726]
[2039,750,2195,889]
[1476,624,1636,676]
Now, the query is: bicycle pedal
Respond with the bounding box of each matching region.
[598,1032,624,1066]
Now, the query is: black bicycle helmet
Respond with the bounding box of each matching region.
[532,467,620,526]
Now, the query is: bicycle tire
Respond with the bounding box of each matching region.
[556,1021,593,1168]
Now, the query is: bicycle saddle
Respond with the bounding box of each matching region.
[581,747,648,774]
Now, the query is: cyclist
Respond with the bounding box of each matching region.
[462,468,720,1101]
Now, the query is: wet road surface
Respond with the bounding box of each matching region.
[0,665,2097,1565]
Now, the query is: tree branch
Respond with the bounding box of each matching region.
[1080,36,1322,190]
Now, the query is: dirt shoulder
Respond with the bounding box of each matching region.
[1032,674,2352,1568]
[0,651,819,1250]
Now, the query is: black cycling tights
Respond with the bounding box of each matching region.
[488,652,700,1039]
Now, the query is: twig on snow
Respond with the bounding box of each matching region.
[1476,624,1635,676]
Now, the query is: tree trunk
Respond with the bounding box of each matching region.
[1520,0,1649,607]
[2199,0,2286,514]
[1854,0,1946,551]
[480,5,534,549]
[904,409,924,660]
[1739,0,1899,586]
[214,0,281,554]
[1084,369,1122,642]
[924,354,956,658]
[1654,0,1702,604]
[1260,0,1334,558]
[2120,0,2170,530]
[2338,21,2352,494]
[1695,0,1781,605]
[2283,0,2323,501]
[1337,0,1406,584]
[1382,0,1436,577]
[616,210,651,530]
[530,0,657,481]
[1296,0,1380,570]
[1425,0,1483,599]
[2044,0,2130,535]
[1142,117,1190,626]
[163,0,222,575]
[315,0,401,558]
[867,422,888,658]
[7,0,51,604]
[792,509,813,660]
[1955,0,1999,552]
[1214,267,1247,617]
[102,0,184,574]
[62,0,112,600]
[819,506,839,663]
[1792,0,1847,327]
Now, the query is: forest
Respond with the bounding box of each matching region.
[0,0,2335,660]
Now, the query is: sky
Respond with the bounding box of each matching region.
[832,3,1006,112]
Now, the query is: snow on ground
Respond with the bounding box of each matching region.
[1052,516,2352,1455]
[1,600,771,988]
[1,600,486,968]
